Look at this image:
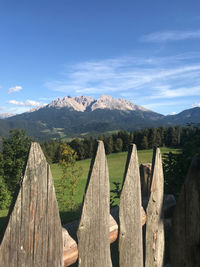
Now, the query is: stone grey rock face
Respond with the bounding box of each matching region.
[47,96,88,111]
[90,94,137,111]
[46,94,150,113]
[74,96,95,110]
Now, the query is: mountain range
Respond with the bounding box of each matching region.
[0,95,199,140]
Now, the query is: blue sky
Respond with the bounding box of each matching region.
[1,0,200,115]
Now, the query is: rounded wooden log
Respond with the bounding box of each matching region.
[63,214,118,267]
[63,228,79,267]
[63,207,146,267]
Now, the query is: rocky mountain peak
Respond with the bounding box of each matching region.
[91,94,138,111]
[74,96,95,109]
[46,95,149,112]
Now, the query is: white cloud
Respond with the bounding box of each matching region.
[143,100,187,110]
[8,99,47,107]
[8,86,22,94]
[45,54,200,103]
[192,103,200,107]
[141,30,200,42]
[148,85,200,99]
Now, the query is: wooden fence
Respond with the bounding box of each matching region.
[0,141,199,267]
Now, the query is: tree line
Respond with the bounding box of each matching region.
[41,125,199,162]
[0,129,80,210]
[0,125,200,209]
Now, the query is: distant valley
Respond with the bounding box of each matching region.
[0,95,199,140]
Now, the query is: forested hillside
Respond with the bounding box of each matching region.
[41,125,195,162]
[0,95,199,140]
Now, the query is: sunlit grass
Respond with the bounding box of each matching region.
[0,147,181,225]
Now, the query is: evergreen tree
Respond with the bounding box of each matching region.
[0,153,3,176]
[141,136,148,149]
[148,128,158,148]
[70,138,85,160]
[129,132,134,144]
[105,135,114,154]
[2,129,31,194]
[166,126,177,146]
[117,131,129,151]
[159,126,166,146]
[114,138,123,152]
[83,136,95,158]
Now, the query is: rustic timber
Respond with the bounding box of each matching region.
[63,206,146,266]
[145,147,165,267]
[119,144,143,267]
[63,214,118,267]
[170,155,200,267]
[77,141,112,267]
[140,163,152,198]
[63,227,78,267]
[110,205,146,227]
[0,142,63,267]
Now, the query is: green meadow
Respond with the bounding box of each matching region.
[0,147,180,233]
[51,147,179,223]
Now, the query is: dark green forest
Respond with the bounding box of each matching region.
[41,125,198,161]
[0,125,200,209]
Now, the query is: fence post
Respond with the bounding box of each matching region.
[77,141,112,267]
[145,147,165,267]
[119,144,143,267]
[170,155,200,267]
[140,163,152,198]
[0,142,63,267]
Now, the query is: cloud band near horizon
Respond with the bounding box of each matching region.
[45,53,200,112]
[140,30,200,42]
[8,100,47,107]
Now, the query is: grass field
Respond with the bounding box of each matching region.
[51,147,180,222]
[0,147,180,231]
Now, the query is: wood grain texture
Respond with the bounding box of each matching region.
[0,142,63,267]
[170,155,200,267]
[119,144,143,267]
[145,148,165,267]
[140,163,152,198]
[63,214,118,267]
[77,141,112,267]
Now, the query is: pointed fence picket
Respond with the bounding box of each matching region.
[0,142,63,267]
[145,148,165,267]
[119,144,143,267]
[0,141,199,267]
[77,141,112,267]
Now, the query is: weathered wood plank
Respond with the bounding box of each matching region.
[63,214,118,267]
[63,206,146,266]
[0,142,63,267]
[119,144,143,267]
[77,141,112,267]
[145,147,165,267]
[140,163,152,198]
[170,155,200,267]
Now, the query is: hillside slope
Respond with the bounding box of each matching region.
[1,95,200,139]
